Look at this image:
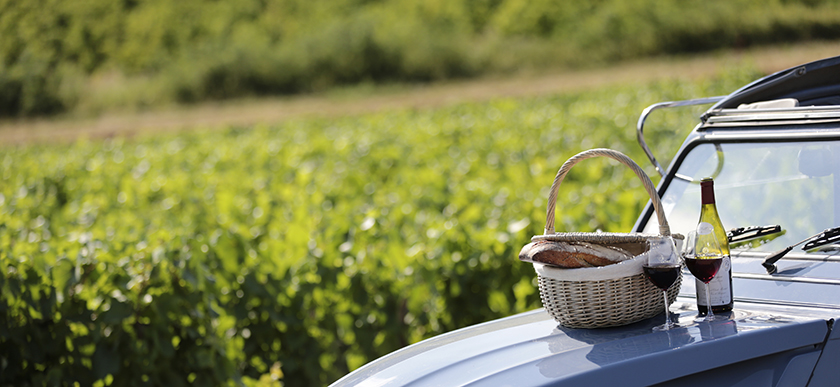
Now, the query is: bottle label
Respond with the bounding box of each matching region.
[695,256,732,305]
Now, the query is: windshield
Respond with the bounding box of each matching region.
[642,140,840,254]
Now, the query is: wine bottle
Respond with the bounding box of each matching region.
[695,177,733,314]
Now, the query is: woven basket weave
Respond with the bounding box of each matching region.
[533,148,681,329]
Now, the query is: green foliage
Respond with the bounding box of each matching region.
[1,67,760,385]
[0,0,839,116]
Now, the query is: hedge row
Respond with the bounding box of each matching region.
[2,0,839,116]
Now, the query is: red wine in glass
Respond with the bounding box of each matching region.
[645,237,681,331]
[643,264,681,290]
[684,257,723,283]
[684,255,723,321]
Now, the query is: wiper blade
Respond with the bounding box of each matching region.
[728,225,782,244]
[763,226,840,274]
[802,227,840,250]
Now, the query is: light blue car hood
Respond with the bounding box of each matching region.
[331,299,839,387]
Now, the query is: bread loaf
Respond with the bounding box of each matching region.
[519,240,633,268]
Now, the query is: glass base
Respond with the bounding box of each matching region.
[694,311,715,322]
[652,321,678,331]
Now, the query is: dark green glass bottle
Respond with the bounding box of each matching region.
[695,177,733,314]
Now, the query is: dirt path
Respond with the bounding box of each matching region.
[3,41,840,145]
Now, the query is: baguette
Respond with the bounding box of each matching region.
[519,240,633,268]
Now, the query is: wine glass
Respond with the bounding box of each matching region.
[683,226,724,322]
[642,236,681,331]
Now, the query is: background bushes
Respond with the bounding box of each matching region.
[1,0,839,116]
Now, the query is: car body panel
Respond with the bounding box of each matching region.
[331,299,837,387]
[808,319,840,386]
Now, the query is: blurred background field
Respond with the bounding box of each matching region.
[3,0,840,118]
[3,1,840,386]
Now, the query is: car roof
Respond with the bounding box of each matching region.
[711,55,840,109]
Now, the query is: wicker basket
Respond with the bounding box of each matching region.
[533,148,681,329]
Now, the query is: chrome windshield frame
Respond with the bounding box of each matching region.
[636,96,725,177]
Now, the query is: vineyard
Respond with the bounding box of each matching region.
[0,66,761,386]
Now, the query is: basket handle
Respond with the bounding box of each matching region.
[544,148,671,237]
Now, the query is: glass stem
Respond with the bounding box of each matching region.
[704,282,715,321]
[662,290,671,329]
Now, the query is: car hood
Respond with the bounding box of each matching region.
[330,299,839,387]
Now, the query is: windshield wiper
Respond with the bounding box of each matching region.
[763,226,840,274]
[802,227,840,250]
[728,225,782,244]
